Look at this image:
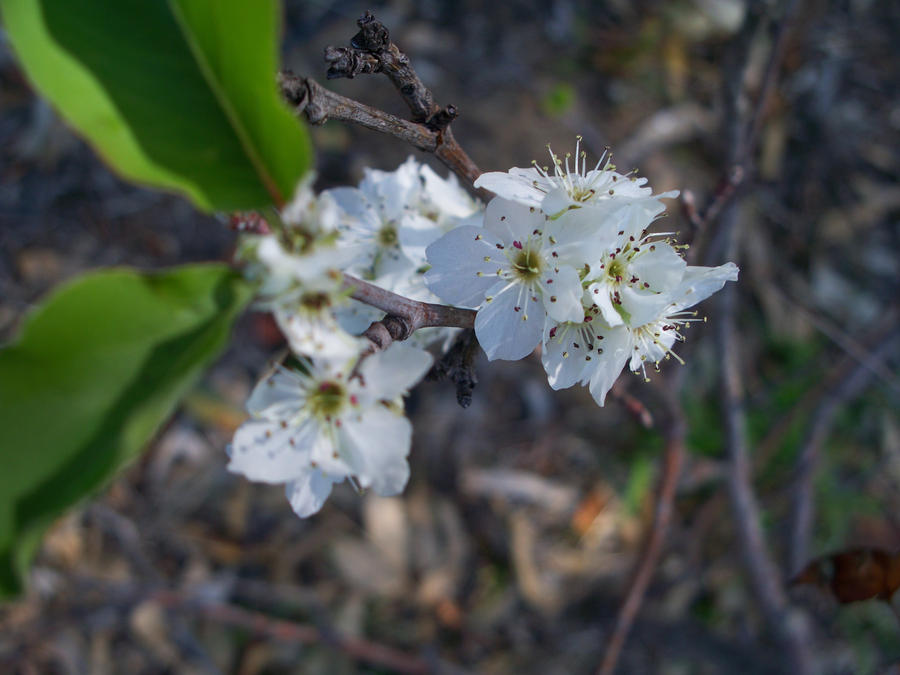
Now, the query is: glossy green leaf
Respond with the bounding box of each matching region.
[0,264,254,598]
[1,0,310,211]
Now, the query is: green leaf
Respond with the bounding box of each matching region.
[1,0,311,211]
[0,264,253,598]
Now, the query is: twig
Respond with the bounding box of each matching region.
[691,0,798,265]
[149,589,432,674]
[787,334,900,575]
[609,380,654,429]
[342,274,475,353]
[279,12,486,196]
[598,385,685,675]
[279,74,440,153]
[717,205,815,675]
[54,578,434,675]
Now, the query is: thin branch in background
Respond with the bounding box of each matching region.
[609,380,655,429]
[691,0,798,266]
[598,383,686,675]
[788,333,900,575]
[717,205,815,675]
[596,5,803,668]
[43,579,434,675]
[700,2,815,671]
[150,589,432,675]
[753,309,900,478]
[770,291,900,396]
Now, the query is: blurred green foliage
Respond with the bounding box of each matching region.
[1,0,311,211]
[0,265,253,598]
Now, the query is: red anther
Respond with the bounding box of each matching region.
[513,240,523,249]
[549,326,557,338]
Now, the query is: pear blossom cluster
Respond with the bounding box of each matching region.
[424,138,738,405]
[229,159,481,517]
[229,140,738,518]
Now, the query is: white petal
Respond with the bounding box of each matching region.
[540,264,584,323]
[540,187,574,218]
[420,164,480,219]
[334,299,384,335]
[398,212,446,266]
[285,469,341,517]
[671,263,739,311]
[359,157,421,221]
[308,422,354,476]
[544,205,619,266]
[474,169,544,207]
[357,344,434,401]
[424,226,502,307]
[604,193,676,242]
[483,197,546,244]
[329,186,376,223]
[246,369,305,419]
[542,323,594,390]
[475,279,544,361]
[228,419,315,484]
[628,243,686,292]
[619,287,673,327]
[275,310,366,362]
[340,407,412,495]
[587,326,632,406]
[587,280,625,327]
[371,244,418,287]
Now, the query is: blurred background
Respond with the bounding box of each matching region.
[2,0,899,673]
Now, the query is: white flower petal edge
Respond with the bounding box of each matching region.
[358,343,434,402]
[229,420,314,484]
[587,326,632,406]
[286,469,341,518]
[341,407,413,495]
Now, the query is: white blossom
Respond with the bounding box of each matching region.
[542,262,739,406]
[584,231,687,328]
[425,197,603,360]
[473,136,677,219]
[228,345,433,517]
[330,157,482,285]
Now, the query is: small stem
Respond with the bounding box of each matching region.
[597,383,685,675]
[342,274,475,354]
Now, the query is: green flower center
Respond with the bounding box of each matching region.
[512,246,543,282]
[299,292,331,312]
[377,223,398,247]
[309,381,346,418]
[282,227,315,254]
[607,258,626,282]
